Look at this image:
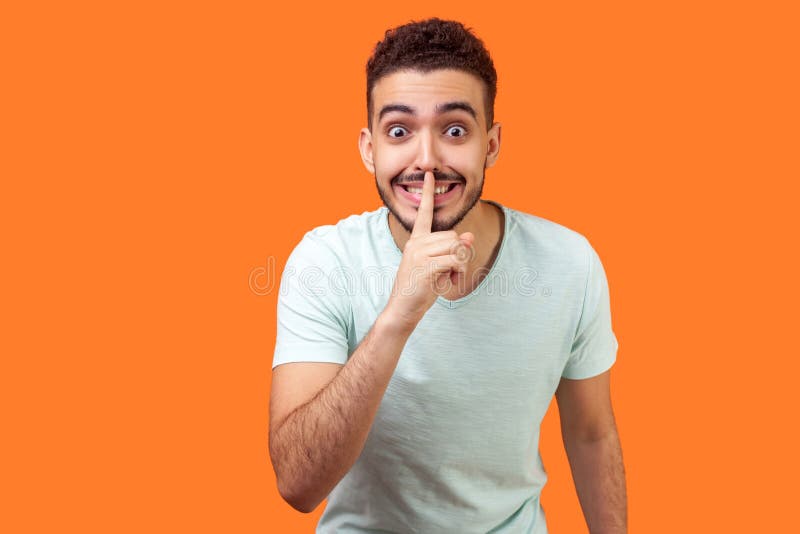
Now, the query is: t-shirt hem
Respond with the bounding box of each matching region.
[560,354,616,380]
[272,351,347,370]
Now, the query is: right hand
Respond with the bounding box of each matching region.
[384,171,475,330]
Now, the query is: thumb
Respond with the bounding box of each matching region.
[458,232,475,249]
[455,232,475,264]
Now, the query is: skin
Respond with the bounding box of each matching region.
[358,69,504,298]
[557,371,628,533]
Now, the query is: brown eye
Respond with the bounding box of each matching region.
[446,126,466,137]
[388,126,408,138]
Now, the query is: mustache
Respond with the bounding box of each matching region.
[393,170,466,185]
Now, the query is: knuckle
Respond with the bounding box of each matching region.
[404,238,419,253]
[447,240,464,256]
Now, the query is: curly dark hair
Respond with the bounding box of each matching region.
[366,18,498,131]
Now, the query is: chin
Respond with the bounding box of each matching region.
[391,199,478,233]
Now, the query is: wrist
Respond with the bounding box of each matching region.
[376,306,419,338]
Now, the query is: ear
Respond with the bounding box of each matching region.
[358,127,375,174]
[484,122,502,169]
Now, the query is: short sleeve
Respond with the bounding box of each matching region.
[272,234,351,370]
[561,241,619,379]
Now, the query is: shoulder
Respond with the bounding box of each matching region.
[287,206,389,267]
[501,204,594,271]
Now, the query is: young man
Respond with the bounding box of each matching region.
[269,18,627,533]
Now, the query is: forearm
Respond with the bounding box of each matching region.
[270,311,413,513]
[563,430,628,534]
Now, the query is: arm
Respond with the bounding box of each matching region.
[555,370,627,534]
[270,310,414,513]
[269,171,473,513]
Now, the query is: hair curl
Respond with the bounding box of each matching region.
[366,18,497,131]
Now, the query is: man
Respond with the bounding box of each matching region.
[269,18,627,533]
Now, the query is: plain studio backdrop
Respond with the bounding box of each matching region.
[1,1,798,532]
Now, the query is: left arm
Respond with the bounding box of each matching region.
[555,369,627,534]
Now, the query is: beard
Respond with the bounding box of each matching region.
[375,167,485,233]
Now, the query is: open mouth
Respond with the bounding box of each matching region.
[399,182,459,195]
[394,182,463,206]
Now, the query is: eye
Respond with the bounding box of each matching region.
[446,125,467,137]
[387,126,408,138]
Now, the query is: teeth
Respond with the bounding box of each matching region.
[404,185,453,195]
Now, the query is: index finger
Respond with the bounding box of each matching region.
[411,171,435,237]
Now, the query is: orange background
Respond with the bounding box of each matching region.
[2,1,798,532]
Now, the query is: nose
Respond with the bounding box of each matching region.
[411,129,442,173]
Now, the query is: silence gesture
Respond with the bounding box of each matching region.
[385,171,475,331]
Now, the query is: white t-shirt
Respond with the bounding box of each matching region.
[272,200,619,533]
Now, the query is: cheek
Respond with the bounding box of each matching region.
[374,141,485,180]
[374,162,404,183]
[446,139,484,162]
[373,149,412,180]
[448,150,487,178]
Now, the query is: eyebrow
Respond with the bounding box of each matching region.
[377,101,478,123]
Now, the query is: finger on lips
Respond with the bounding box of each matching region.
[411,171,435,237]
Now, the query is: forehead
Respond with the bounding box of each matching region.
[372,69,486,122]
